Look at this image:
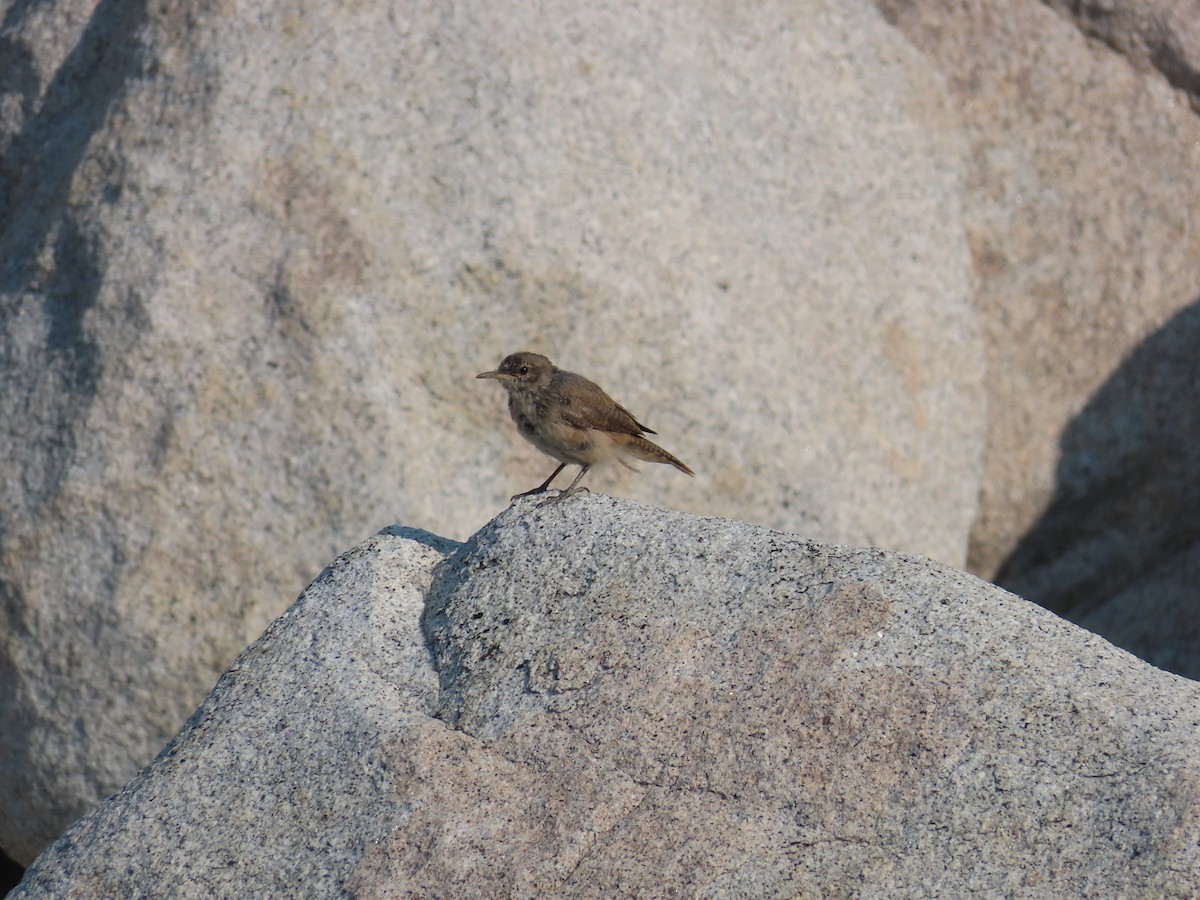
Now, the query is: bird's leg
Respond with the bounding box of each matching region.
[512,463,567,500]
[538,464,591,506]
[559,464,591,497]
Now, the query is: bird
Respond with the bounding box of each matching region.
[476,351,694,501]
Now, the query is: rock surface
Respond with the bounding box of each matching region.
[876,0,1200,669]
[0,0,984,863]
[5,0,1199,873]
[13,498,1200,897]
[996,301,1200,679]
[1043,0,1200,111]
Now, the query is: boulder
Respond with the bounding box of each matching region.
[995,301,1200,678]
[1043,0,1200,111]
[0,0,982,862]
[13,498,1200,897]
[876,0,1200,674]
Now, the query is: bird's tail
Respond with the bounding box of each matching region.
[626,435,694,476]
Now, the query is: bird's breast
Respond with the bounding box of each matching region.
[507,389,602,465]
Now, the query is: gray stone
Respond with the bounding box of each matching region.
[1043,0,1200,111]
[13,498,1200,897]
[877,0,1200,675]
[12,525,456,897]
[1077,543,1200,681]
[995,301,1200,678]
[0,0,983,862]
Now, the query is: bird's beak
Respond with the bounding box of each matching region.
[476,370,508,381]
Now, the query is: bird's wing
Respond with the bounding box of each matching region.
[551,372,656,435]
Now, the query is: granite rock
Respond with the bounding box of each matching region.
[1044,0,1200,111]
[0,0,983,862]
[877,0,1200,674]
[13,498,1200,897]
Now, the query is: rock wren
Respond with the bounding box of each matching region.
[477,351,694,500]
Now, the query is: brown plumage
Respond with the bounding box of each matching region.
[476,351,693,500]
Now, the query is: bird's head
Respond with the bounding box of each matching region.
[476,352,555,391]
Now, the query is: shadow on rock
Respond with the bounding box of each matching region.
[996,297,1200,678]
[0,0,151,509]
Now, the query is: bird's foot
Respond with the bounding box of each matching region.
[511,486,549,501]
[535,486,590,508]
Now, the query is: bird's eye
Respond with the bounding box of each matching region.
[519,365,529,375]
